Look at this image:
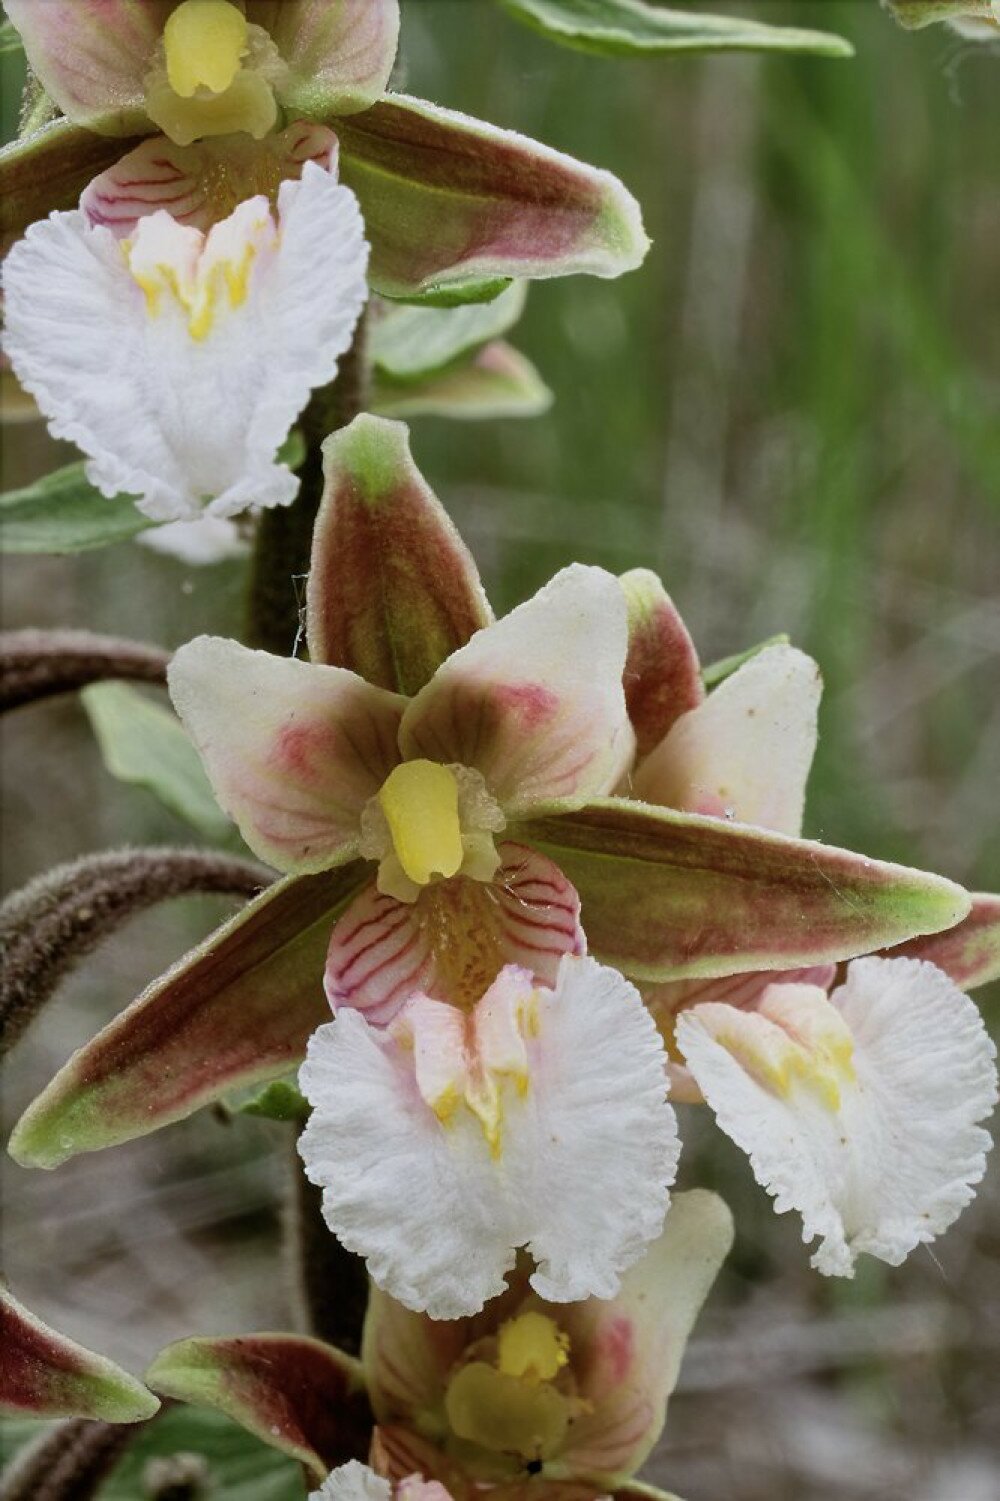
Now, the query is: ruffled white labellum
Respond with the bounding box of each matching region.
[310,1461,451,1501]
[676,957,998,1275]
[2,162,369,523]
[139,515,249,565]
[299,955,677,1319]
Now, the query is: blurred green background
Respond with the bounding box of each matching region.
[2,4,999,1499]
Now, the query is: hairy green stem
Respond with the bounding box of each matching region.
[245,309,369,656]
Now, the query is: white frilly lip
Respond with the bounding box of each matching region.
[2,159,369,524]
[298,954,678,1319]
[677,956,997,1275]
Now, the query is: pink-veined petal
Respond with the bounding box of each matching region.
[168,636,405,874]
[335,93,648,297]
[325,843,585,1023]
[620,569,703,761]
[308,415,493,693]
[80,121,339,236]
[146,1333,370,1481]
[632,643,820,834]
[4,0,167,135]
[299,957,676,1319]
[1,121,142,245]
[248,1,400,116]
[399,565,634,814]
[557,1191,732,1481]
[1,1284,158,1422]
[677,958,998,1275]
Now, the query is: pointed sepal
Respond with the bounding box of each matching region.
[307,415,493,693]
[9,865,367,1168]
[516,799,971,981]
[880,892,1000,989]
[1,1283,159,1421]
[146,1333,372,1482]
[620,569,703,759]
[336,93,649,298]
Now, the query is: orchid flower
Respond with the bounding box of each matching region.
[677,957,997,1275]
[619,568,999,1270]
[7,418,971,1172]
[298,955,678,1317]
[2,152,369,523]
[2,1,650,302]
[145,1190,733,1496]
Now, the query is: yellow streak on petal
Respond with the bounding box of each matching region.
[164,0,249,98]
[498,1312,570,1384]
[378,761,465,889]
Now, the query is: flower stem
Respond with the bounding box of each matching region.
[284,1131,369,1355]
[245,308,369,656]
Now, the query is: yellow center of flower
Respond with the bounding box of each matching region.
[164,0,248,98]
[444,1314,574,1463]
[377,761,465,889]
[126,230,264,342]
[147,0,279,145]
[497,1312,570,1383]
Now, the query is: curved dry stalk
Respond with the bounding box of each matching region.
[0,848,269,1058]
[0,630,170,713]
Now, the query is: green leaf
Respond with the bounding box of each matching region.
[104,1404,307,1501]
[81,682,233,841]
[701,633,790,691]
[0,464,150,554]
[372,341,553,422]
[382,276,514,308]
[371,282,528,381]
[497,0,854,57]
[231,1077,311,1122]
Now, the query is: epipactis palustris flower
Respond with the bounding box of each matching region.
[2,144,369,523]
[8,418,975,1176]
[618,568,999,1272]
[145,1190,733,1495]
[298,956,678,1318]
